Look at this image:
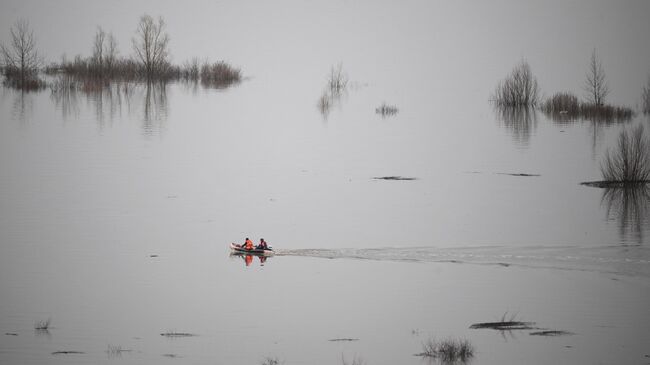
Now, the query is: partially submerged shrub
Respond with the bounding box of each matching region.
[328,63,348,93]
[579,103,633,122]
[417,338,474,362]
[540,92,580,116]
[261,357,281,365]
[600,124,650,183]
[35,318,51,330]
[541,92,633,122]
[318,64,349,118]
[493,60,540,107]
[375,102,398,117]
[199,61,241,88]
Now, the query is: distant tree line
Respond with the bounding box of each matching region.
[1,15,241,89]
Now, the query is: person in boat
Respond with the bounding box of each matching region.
[257,238,268,250]
[242,237,254,250]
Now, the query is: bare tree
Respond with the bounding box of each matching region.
[132,15,170,78]
[1,19,42,87]
[92,27,118,76]
[92,27,106,70]
[105,33,118,74]
[641,76,650,114]
[584,49,609,106]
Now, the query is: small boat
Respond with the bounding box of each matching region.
[229,243,275,256]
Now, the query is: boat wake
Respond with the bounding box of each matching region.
[275,245,650,278]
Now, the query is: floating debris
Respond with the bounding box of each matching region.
[530,330,574,336]
[470,321,536,330]
[328,338,359,342]
[160,332,196,337]
[373,176,417,181]
[496,173,541,177]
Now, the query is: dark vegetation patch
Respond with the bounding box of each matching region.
[5,333,18,336]
[529,330,574,336]
[52,351,85,355]
[373,176,417,181]
[163,353,180,358]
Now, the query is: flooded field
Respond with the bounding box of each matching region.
[1,1,650,364]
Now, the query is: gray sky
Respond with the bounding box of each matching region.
[1,0,649,104]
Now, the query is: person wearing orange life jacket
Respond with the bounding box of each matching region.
[243,237,254,250]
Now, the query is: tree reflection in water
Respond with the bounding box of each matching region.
[493,105,537,147]
[601,185,650,244]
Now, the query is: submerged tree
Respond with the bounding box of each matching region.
[132,14,170,78]
[0,19,43,89]
[642,75,650,115]
[601,124,650,183]
[584,49,609,106]
[492,60,540,107]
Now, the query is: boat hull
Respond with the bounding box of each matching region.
[229,243,275,256]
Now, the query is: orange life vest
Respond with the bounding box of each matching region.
[244,239,254,250]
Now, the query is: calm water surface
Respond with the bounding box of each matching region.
[2,1,650,364]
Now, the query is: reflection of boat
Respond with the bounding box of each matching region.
[229,243,274,256]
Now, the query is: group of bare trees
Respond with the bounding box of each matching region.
[1,14,173,87]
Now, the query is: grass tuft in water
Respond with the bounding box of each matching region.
[416,337,475,362]
[261,356,282,365]
[34,318,51,331]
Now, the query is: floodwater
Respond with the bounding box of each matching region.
[2,1,650,364]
